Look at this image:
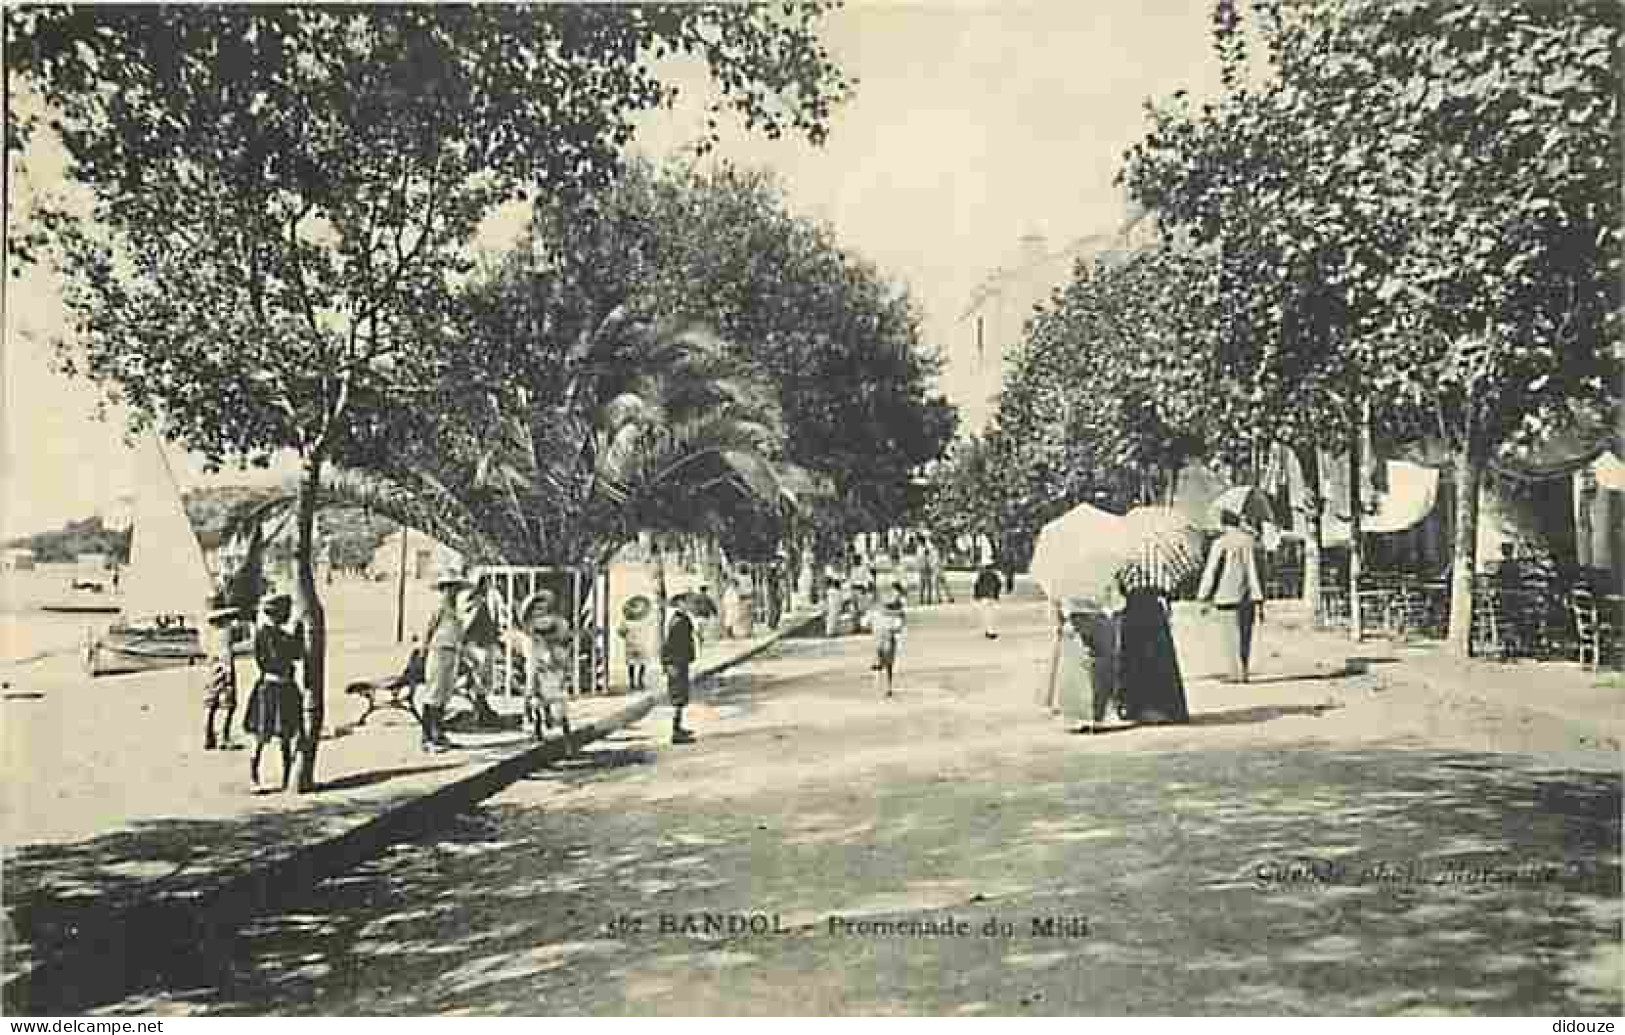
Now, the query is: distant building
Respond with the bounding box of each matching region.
[370,529,451,581]
[102,495,135,534]
[950,206,1159,436]
[3,548,36,571]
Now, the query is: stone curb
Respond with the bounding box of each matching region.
[4,610,820,1014]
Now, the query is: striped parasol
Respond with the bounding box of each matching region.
[1117,506,1205,595]
[1207,485,1277,531]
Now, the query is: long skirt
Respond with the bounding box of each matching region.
[243,676,302,740]
[1118,590,1189,722]
[1053,611,1118,724]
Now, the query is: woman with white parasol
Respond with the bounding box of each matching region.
[1033,502,1204,732]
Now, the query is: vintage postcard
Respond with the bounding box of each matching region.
[3,0,1620,1018]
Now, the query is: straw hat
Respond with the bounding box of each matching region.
[621,595,653,622]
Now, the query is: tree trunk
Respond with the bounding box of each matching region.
[1575,467,1596,573]
[654,535,669,648]
[1445,441,1485,658]
[1348,426,1364,642]
[394,526,409,644]
[293,454,328,794]
[702,538,726,639]
[1298,446,1325,626]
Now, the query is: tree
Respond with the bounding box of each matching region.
[527,161,958,550]
[10,5,849,789]
[1121,0,1621,653]
[977,242,1214,560]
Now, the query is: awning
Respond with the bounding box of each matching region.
[1322,461,1439,546]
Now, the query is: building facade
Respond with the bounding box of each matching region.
[948,207,1158,436]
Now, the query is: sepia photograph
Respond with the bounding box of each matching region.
[2,0,1621,1018]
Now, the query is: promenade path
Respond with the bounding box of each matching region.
[71,576,1620,1016]
[2,602,818,1014]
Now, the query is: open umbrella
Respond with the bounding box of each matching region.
[1118,506,1206,594]
[1207,485,1277,530]
[1029,501,1129,602]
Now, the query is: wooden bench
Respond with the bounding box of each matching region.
[345,649,423,726]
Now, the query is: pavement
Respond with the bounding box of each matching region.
[1259,599,1625,752]
[1,606,822,1015]
[5,573,1621,1015]
[63,576,1618,1016]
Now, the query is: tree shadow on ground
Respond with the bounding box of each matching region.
[519,735,657,787]
[67,741,1621,1017]
[318,763,462,793]
[1,783,449,1015]
[1187,703,1345,726]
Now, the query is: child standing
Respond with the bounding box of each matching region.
[243,593,303,792]
[870,582,908,698]
[661,598,698,744]
[518,588,573,744]
[203,600,242,750]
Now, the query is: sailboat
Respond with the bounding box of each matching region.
[84,433,224,676]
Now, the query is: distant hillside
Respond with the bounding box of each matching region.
[5,515,130,564]
[9,486,397,567]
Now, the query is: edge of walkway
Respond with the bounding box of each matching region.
[3,609,823,1015]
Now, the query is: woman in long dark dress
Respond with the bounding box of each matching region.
[1116,585,1189,724]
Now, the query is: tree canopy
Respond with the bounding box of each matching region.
[7,3,852,789]
[527,160,957,539]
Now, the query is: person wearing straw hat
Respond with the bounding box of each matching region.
[203,597,244,751]
[419,570,470,752]
[518,587,573,744]
[244,592,303,791]
[616,594,658,691]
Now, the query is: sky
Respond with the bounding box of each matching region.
[1,1,1226,539]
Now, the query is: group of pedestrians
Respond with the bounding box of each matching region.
[1043,508,1266,734]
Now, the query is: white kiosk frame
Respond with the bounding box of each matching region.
[477,565,610,698]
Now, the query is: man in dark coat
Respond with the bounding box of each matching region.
[662,598,698,744]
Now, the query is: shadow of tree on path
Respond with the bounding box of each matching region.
[1188,703,1344,726]
[70,742,1620,1017]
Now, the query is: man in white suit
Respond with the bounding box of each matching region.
[1197,509,1266,683]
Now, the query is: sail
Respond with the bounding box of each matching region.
[120,432,215,623]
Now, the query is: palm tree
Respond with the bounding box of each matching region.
[226,306,800,585]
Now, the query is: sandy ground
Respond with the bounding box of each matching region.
[79,580,1621,1017]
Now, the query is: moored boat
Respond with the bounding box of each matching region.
[85,433,225,677]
